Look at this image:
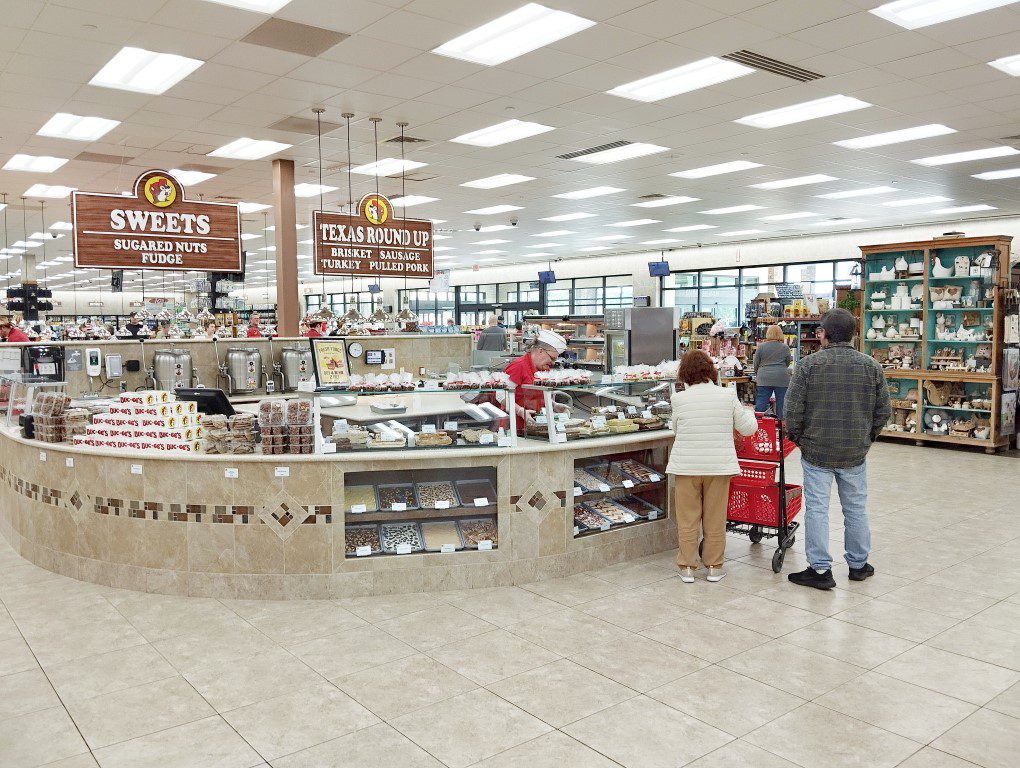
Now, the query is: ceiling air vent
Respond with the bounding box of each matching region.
[269,116,342,135]
[637,193,668,201]
[385,134,428,144]
[75,151,136,165]
[242,18,348,57]
[722,51,823,82]
[557,140,632,161]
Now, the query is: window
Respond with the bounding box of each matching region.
[456,281,542,325]
[540,275,632,314]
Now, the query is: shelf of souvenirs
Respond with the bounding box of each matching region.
[880,369,1000,382]
[881,429,1003,447]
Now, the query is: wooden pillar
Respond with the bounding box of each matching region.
[272,158,299,336]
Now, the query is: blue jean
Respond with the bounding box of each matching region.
[754,385,786,418]
[800,458,871,571]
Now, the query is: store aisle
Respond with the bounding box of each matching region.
[1,442,1018,768]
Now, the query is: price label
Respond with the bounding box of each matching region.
[535,415,548,425]
[435,500,451,510]
[275,466,290,477]
[497,435,512,447]
[322,442,337,454]
[555,422,566,433]
[65,457,74,468]
[642,409,653,419]
[444,421,458,431]
[225,468,238,479]
[648,473,662,482]
[573,486,583,497]
[478,540,493,551]
[622,479,635,489]
[350,504,367,514]
[337,419,349,432]
[592,415,607,429]
[39,451,46,462]
[395,543,412,555]
[130,464,142,475]
[573,526,580,536]
[613,374,625,383]
[422,424,436,433]
[391,502,407,512]
[556,411,570,422]
[648,510,658,520]
[598,483,611,493]
[479,433,494,445]
[600,522,611,532]
[355,545,371,557]
[474,497,489,507]
[627,405,638,414]
[623,513,637,523]
[440,543,456,554]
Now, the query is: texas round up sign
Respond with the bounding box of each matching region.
[313,193,433,279]
[72,170,243,272]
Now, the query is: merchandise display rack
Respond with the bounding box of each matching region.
[859,235,1012,452]
[571,450,668,538]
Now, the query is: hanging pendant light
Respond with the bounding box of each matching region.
[369,304,392,323]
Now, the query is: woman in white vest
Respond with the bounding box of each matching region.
[667,350,758,583]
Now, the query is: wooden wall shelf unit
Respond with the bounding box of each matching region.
[859,235,1012,454]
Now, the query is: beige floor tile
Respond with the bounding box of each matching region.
[450,586,564,627]
[38,754,101,767]
[815,671,977,743]
[153,622,277,674]
[707,561,789,594]
[720,640,866,699]
[876,582,997,621]
[832,600,960,643]
[755,583,872,617]
[922,569,1020,600]
[44,644,178,703]
[0,610,21,642]
[832,571,913,598]
[487,658,635,727]
[338,592,445,623]
[111,594,249,642]
[746,703,920,768]
[576,591,688,632]
[23,616,148,667]
[0,668,61,718]
[66,676,214,750]
[336,654,476,720]
[376,604,496,652]
[221,680,379,760]
[895,747,985,768]
[562,694,733,768]
[183,647,323,712]
[0,636,41,676]
[926,622,1020,671]
[242,601,367,646]
[568,633,708,692]
[967,600,1020,635]
[876,645,1020,705]
[473,730,621,768]
[427,629,560,686]
[0,706,89,767]
[586,560,675,589]
[703,594,823,638]
[647,665,804,737]
[932,708,1020,768]
[641,613,770,663]
[518,574,624,606]
[684,740,803,768]
[986,681,1020,718]
[271,723,443,768]
[288,624,416,680]
[633,577,747,612]
[781,617,916,668]
[506,608,632,657]
[92,715,262,768]
[391,688,551,768]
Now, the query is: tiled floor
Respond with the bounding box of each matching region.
[1,442,1019,768]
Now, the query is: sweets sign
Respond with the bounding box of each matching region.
[313,193,433,279]
[72,170,243,272]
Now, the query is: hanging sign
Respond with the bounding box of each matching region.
[313,193,433,279]
[71,169,243,272]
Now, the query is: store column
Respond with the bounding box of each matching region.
[273,158,299,336]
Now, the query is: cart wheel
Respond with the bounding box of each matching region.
[749,526,763,544]
[771,549,785,573]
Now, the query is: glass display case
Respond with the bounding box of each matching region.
[1,374,68,428]
[571,449,668,538]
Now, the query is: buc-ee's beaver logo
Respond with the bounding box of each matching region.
[360,193,390,226]
[143,175,177,208]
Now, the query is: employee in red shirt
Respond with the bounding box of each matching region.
[504,329,567,431]
[304,318,326,338]
[0,316,30,343]
[246,312,262,338]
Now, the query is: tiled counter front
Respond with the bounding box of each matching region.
[0,431,676,599]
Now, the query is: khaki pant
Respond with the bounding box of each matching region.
[673,475,733,569]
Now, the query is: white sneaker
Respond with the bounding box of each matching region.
[706,567,726,582]
[679,567,695,583]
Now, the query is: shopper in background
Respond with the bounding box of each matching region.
[476,315,507,351]
[246,312,262,338]
[667,350,758,583]
[0,316,30,343]
[504,329,567,431]
[784,308,890,590]
[124,312,145,338]
[752,324,793,417]
[201,321,218,339]
[304,318,326,338]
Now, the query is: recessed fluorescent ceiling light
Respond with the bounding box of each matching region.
[539,212,596,222]
[23,184,75,198]
[29,232,63,240]
[883,196,951,207]
[720,229,764,236]
[238,202,270,213]
[4,154,68,173]
[870,0,1018,30]
[912,146,1019,165]
[591,235,632,241]
[265,224,308,231]
[529,242,564,247]
[461,174,534,189]
[169,168,216,185]
[524,252,553,257]
[581,246,610,251]
[572,143,668,164]
[751,174,837,189]
[465,204,523,215]
[477,258,503,263]
[671,160,762,178]
[433,234,452,240]
[930,204,997,214]
[479,224,513,232]
[209,137,291,160]
[13,240,43,248]
[390,195,438,207]
[833,123,955,149]
[736,95,871,128]
[472,239,509,245]
[632,196,699,208]
[973,167,1020,179]
[432,3,594,66]
[818,186,898,199]
[608,219,660,227]
[989,53,1020,76]
[241,233,259,241]
[350,158,427,176]
[554,186,624,199]
[762,212,818,221]
[532,230,574,237]
[451,120,554,147]
[474,250,505,255]
[702,205,764,214]
[434,246,455,252]
[89,46,203,94]
[666,224,716,232]
[202,0,293,12]
[642,238,681,245]
[608,56,754,102]
[49,221,73,230]
[812,218,867,226]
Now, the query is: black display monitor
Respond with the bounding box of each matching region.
[174,387,236,417]
[648,260,670,277]
[538,270,556,284]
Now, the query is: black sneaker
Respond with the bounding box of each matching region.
[788,567,836,590]
[848,563,875,582]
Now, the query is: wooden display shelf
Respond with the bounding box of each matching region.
[576,479,665,498]
[346,504,497,523]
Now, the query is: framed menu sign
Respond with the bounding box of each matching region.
[309,338,350,389]
[72,170,243,272]
[314,193,433,279]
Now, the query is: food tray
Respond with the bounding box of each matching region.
[454,479,497,505]
[345,523,381,556]
[380,522,424,554]
[573,504,609,532]
[612,459,662,484]
[415,481,461,510]
[583,462,628,488]
[421,520,465,552]
[573,468,605,493]
[584,498,633,525]
[377,483,419,511]
[615,494,663,520]
[458,517,498,548]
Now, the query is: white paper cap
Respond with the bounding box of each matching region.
[536,329,567,354]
